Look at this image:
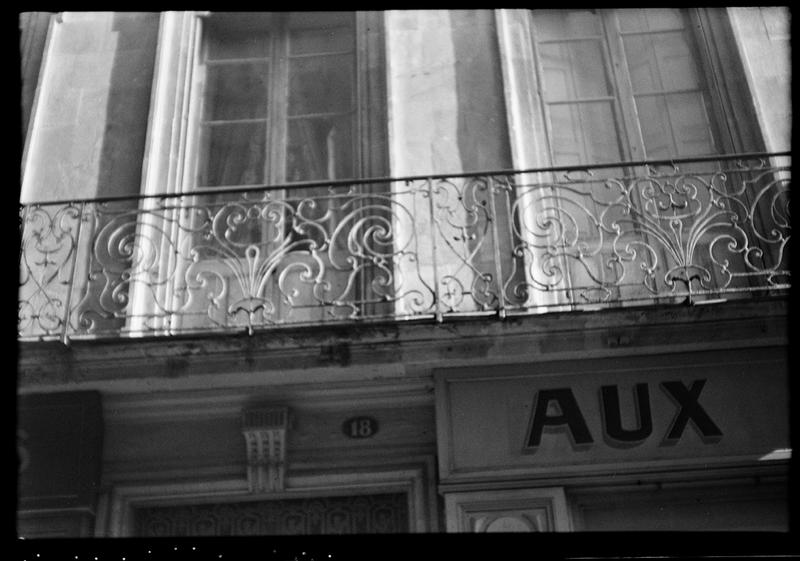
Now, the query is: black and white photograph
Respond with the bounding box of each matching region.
[16,8,793,559]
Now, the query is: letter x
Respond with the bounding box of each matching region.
[661,380,723,441]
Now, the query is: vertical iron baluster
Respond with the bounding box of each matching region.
[426,177,442,322]
[18,204,30,339]
[485,175,506,319]
[18,204,28,263]
[61,200,86,345]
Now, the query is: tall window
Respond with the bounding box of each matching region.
[532,9,722,166]
[194,12,357,189]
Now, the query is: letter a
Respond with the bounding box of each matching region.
[526,388,593,448]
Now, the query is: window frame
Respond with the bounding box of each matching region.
[526,8,752,169]
[140,11,388,200]
[187,12,362,192]
[496,8,767,177]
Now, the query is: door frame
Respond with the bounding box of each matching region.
[96,460,438,536]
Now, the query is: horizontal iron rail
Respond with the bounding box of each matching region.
[20,151,791,207]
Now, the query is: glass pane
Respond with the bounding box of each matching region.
[540,41,610,101]
[644,8,685,31]
[533,10,602,41]
[288,12,354,32]
[635,96,674,159]
[624,32,699,93]
[665,93,716,156]
[635,93,715,158]
[290,26,354,55]
[204,62,269,121]
[197,122,267,187]
[207,27,270,60]
[288,54,354,115]
[286,116,354,182]
[548,102,624,166]
[617,8,684,33]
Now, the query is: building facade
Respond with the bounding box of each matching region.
[18,9,790,537]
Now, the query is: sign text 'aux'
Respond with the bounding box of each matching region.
[525,379,723,451]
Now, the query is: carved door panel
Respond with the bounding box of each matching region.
[135,493,409,536]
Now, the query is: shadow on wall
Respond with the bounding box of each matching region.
[451,10,524,299]
[75,13,160,333]
[451,10,512,173]
[99,13,159,199]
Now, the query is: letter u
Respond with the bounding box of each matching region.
[601,383,653,446]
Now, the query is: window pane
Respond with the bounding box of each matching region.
[286,116,353,182]
[548,102,624,166]
[624,32,699,93]
[635,96,673,159]
[287,12,354,33]
[540,41,610,101]
[204,62,269,121]
[635,93,716,158]
[533,10,602,41]
[207,28,271,60]
[617,8,684,33]
[288,54,354,115]
[197,123,267,187]
[665,93,716,156]
[290,26,354,55]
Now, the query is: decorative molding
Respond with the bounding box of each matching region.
[18,297,789,395]
[129,11,203,335]
[494,9,550,173]
[99,379,434,422]
[242,407,289,493]
[436,461,789,495]
[444,487,571,532]
[100,460,436,536]
[136,492,409,536]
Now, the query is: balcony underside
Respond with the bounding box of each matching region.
[19,152,790,342]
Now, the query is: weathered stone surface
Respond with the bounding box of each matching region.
[18,297,789,394]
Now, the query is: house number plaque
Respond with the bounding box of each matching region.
[343,416,378,439]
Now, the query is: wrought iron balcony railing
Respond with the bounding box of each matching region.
[19,152,790,342]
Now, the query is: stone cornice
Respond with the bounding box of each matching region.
[17,297,789,393]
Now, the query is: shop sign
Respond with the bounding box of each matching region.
[435,351,789,480]
[525,380,722,450]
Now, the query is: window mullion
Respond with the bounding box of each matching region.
[684,9,731,155]
[355,11,366,179]
[602,10,647,161]
[189,17,210,192]
[269,15,290,186]
[527,16,556,168]
[563,40,593,164]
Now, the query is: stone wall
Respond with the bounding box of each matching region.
[385,10,511,176]
[21,12,159,203]
[729,7,791,153]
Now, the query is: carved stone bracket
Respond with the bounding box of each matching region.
[242,407,289,493]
